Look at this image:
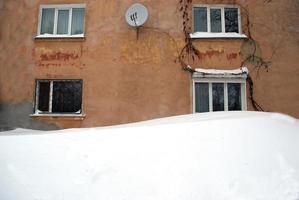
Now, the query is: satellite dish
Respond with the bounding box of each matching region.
[125,3,149,27]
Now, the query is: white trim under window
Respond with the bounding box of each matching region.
[36,4,85,39]
[191,4,247,39]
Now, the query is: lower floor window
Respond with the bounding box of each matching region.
[35,80,83,114]
[194,80,246,113]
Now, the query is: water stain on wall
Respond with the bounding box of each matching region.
[0,102,60,131]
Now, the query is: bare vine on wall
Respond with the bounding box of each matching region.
[177,0,275,111]
[176,0,198,72]
[239,4,274,111]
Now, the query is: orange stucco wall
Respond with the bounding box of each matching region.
[0,0,298,129]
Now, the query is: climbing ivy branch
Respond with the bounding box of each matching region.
[239,4,274,111]
[176,0,275,111]
[176,0,198,72]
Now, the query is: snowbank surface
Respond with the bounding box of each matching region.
[0,112,299,200]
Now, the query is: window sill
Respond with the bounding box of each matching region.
[35,34,85,40]
[30,113,86,119]
[190,32,248,39]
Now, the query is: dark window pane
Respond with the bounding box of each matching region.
[212,83,224,111]
[71,8,85,35]
[210,8,222,33]
[195,83,209,113]
[38,82,50,112]
[52,80,82,113]
[57,10,69,34]
[40,8,55,34]
[225,8,239,33]
[194,7,207,32]
[228,83,242,111]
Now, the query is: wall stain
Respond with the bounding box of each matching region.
[198,49,224,59]
[120,36,161,64]
[38,63,62,67]
[226,53,239,60]
[40,52,79,62]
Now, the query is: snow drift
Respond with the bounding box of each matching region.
[0,111,299,200]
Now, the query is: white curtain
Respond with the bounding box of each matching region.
[212,83,224,111]
[194,7,207,32]
[57,10,69,34]
[40,8,55,34]
[195,83,209,113]
[228,83,241,111]
[71,8,85,35]
[210,8,222,33]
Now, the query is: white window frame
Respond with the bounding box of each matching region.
[36,4,85,38]
[192,78,247,113]
[33,79,84,117]
[191,4,247,39]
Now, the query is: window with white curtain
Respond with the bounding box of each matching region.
[37,4,85,38]
[193,5,240,33]
[192,68,248,113]
[194,81,246,113]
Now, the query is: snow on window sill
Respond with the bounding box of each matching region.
[190,32,248,39]
[35,34,85,39]
[192,66,248,78]
[30,113,86,119]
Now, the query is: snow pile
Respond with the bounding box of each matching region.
[0,112,299,200]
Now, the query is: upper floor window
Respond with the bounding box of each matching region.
[37,4,85,38]
[191,5,247,39]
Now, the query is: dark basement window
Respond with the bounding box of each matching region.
[34,80,83,115]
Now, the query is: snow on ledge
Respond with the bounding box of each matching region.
[35,33,85,39]
[192,67,248,78]
[190,32,247,39]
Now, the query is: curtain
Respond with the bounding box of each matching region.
[210,8,222,33]
[71,8,85,35]
[40,8,55,34]
[195,83,209,113]
[228,83,241,110]
[212,83,224,111]
[194,7,207,32]
[225,8,239,33]
[57,10,69,34]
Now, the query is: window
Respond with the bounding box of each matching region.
[194,81,246,112]
[37,4,85,38]
[34,80,83,115]
[192,5,246,38]
[193,68,247,113]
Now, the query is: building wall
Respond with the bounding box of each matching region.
[0,0,298,130]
